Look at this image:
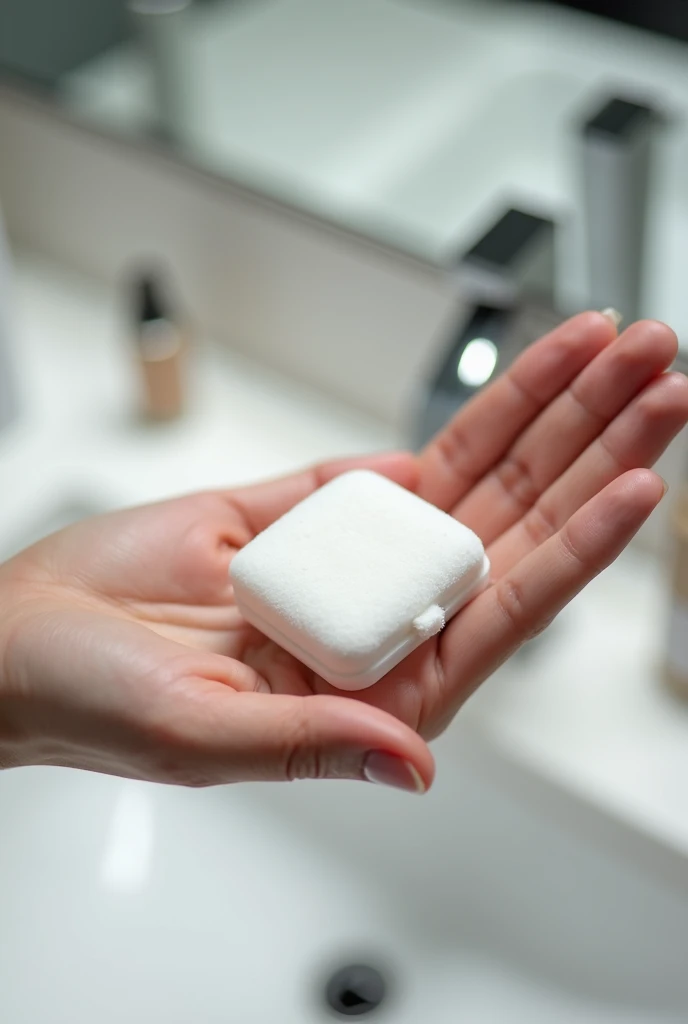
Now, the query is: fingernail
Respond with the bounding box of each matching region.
[363,752,426,793]
[601,307,623,328]
[662,477,670,497]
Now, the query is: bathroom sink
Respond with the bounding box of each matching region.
[60,0,589,264]
[1,725,687,1023]
[1,491,687,1023]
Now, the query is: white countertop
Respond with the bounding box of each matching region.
[467,553,688,857]
[0,252,397,525]
[4,253,688,859]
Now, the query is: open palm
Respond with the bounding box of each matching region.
[2,313,686,790]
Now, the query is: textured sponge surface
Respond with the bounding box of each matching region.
[230,470,488,689]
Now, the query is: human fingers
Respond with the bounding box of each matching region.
[227,451,419,535]
[416,311,617,510]
[428,469,664,739]
[455,320,677,544]
[140,689,434,791]
[0,599,434,792]
[487,371,688,576]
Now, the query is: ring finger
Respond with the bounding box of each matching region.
[486,371,688,577]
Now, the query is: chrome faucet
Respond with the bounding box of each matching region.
[579,94,666,324]
[413,205,561,449]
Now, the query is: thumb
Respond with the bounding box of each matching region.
[172,690,435,792]
[228,450,419,534]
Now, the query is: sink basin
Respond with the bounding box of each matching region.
[1,494,687,1022]
[60,0,588,264]
[1,727,687,1023]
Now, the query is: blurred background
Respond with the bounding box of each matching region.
[3,0,688,536]
[5,4,688,1021]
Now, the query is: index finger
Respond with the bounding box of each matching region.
[417,311,618,511]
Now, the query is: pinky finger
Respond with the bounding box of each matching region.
[433,469,665,737]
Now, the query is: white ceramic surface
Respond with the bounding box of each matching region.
[2,727,688,1023]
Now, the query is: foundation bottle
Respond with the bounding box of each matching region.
[132,270,187,421]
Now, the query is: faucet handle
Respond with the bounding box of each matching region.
[458,206,557,308]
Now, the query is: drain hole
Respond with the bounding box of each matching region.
[325,964,386,1017]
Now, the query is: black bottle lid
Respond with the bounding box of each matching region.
[133,271,171,326]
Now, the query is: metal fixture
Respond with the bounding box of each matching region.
[325,963,387,1017]
[580,94,666,324]
[413,205,561,448]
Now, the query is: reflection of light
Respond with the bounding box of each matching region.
[100,785,154,893]
[457,337,498,388]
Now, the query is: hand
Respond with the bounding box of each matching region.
[1,313,686,791]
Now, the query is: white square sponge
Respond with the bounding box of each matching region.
[230,470,489,691]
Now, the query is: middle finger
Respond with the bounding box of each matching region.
[487,370,688,576]
[454,320,677,545]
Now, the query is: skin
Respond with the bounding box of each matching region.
[0,312,687,792]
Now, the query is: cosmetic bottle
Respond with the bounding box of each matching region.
[131,270,187,420]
